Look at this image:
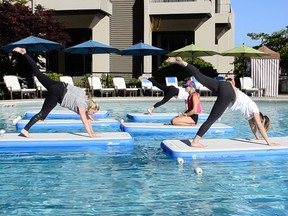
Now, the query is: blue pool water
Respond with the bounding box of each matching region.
[0,98,288,215]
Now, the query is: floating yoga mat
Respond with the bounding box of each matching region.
[0,132,134,152]
[16,119,120,131]
[161,137,288,160]
[120,122,234,136]
[24,110,110,119]
[126,112,209,123]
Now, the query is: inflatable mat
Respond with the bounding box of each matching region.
[16,119,120,130]
[161,137,288,160]
[24,110,109,119]
[120,122,233,136]
[126,112,209,122]
[0,132,133,152]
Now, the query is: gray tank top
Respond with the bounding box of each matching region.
[60,84,87,114]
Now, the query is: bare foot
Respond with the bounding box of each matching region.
[190,141,207,148]
[20,129,31,138]
[147,107,154,115]
[166,57,187,66]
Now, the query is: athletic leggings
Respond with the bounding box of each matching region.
[148,78,179,108]
[23,54,66,131]
[185,64,236,137]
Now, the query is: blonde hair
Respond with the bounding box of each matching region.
[260,112,270,131]
[87,100,100,111]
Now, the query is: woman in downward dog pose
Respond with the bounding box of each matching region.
[141,77,188,114]
[13,47,100,138]
[167,57,278,147]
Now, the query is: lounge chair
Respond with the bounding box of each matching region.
[88,76,115,97]
[165,76,179,87]
[140,78,163,96]
[59,76,75,86]
[60,75,86,91]
[192,77,212,96]
[239,77,260,97]
[112,77,138,96]
[3,75,36,99]
[34,77,47,98]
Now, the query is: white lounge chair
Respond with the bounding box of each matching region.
[60,75,86,91]
[192,77,212,96]
[112,77,138,96]
[59,76,75,85]
[141,78,163,96]
[34,77,47,98]
[88,76,115,97]
[3,75,36,99]
[165,76,179,87]
[240,77,260,97]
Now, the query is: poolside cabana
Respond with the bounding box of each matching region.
[250,45,280,97]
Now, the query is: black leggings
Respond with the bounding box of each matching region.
[185,64,236,137]
[149,78,179,109]
[23,54,66,131]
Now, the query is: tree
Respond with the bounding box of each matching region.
[0,2,71,77]
[247,26,288,74]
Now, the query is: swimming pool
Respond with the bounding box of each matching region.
[0,98,288,215]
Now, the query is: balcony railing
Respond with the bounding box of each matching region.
[150,0,210,2]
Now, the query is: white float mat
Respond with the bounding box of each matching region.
[126,112,209,122]
[0,132,133,149]
[161,137,288,160]
[121,122,233,136]
[16,118,120,130]
[24,110,109,119]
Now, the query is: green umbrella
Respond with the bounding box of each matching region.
[168,43,219,58]
[221,44,267,57]
[221,44,268,90]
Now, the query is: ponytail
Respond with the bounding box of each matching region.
[260,112,270,131]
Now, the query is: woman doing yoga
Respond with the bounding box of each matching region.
[13,47,100,138]
[142,77,188,114]
[167,57,278,147]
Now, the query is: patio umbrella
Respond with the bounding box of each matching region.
[153,44,219,84]
[64,40,119,90]
[63,40,119,54]
[1,35,63,52]
[117,42,167,74]
[221,44,268,89]
[168,43,219,58]
[221,44,267,58]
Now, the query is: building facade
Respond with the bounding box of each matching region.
[32,0,235,79]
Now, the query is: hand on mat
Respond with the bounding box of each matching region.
[90,132,101,138]
[268,142,280,146]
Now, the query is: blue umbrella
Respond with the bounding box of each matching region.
[1,35,63,52]
[118,42,167,56]
[118,42,167,74]
[64,40,119,54]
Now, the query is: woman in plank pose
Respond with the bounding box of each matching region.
[13,47,100,138]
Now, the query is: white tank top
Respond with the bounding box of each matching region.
[229,89,259,120]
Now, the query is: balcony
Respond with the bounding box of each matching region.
[33,0,112,15]
[149,0,212,15]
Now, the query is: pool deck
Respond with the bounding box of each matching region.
[161,137,288,160]
[1,94,288,104]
